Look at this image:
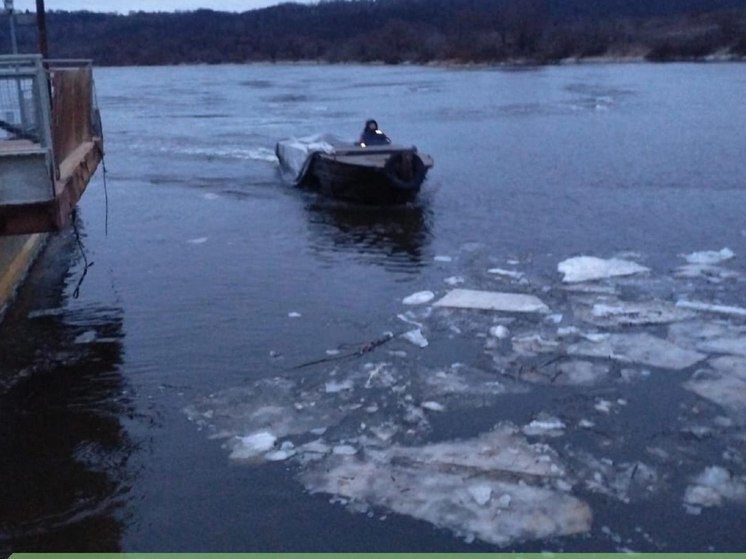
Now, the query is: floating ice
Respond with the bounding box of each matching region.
[444,276,465,286]
[573,298,693,327]
[684,466,746,509]
[300,426,592,547]
[676,300,746,318]
[325,379,354,393]
[488,268,525,281]
[288,311,302,318]
[421,401,445,412]
[229,432,277,461]
[683,248,735,265]
[512,334,561,355]
[203,192,219,200]
[74,330,97,344]
[402,291,435,305]
[523,415,566,437]
[558,256,649,283]
[434,289,550,313]
[489,325,510,339]
[684,357,746,417]
[434,255,453,263]
[187,237,208,244]
[401,329,429,348]
[554,360,610,386]
[669,321,746,357]
[568,333,706,370]
[28,307,65,319]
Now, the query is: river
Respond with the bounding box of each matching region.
[1,62,746,552]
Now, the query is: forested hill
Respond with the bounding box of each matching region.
[4,0,746,65]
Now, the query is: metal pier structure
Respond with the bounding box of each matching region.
[0,54,103,235]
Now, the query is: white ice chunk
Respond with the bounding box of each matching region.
[288,311,302,318]
[558,256,649,283]
[74,330,97,344]
[575,299,693,326]
[684,360,746,416]
[434,255,453,263]
[489,325,510,339]
[444,276,465,286]
[301,426,591,547]
[568,333,706,370]
[265,449,296,461]
[434,289,550,313]
[187,237,208,244]
[467,484,493,506]
[684,466,746,508]
[402,291,435,305]
[332,445,358,456]
[676,300,746,318]
[683,248,735,265]
[325,379,354,393]
[229,431,277,461]
[421,401,445,412]
[402,329,429,348]
[488,268,524,281]
[523,416,566,437]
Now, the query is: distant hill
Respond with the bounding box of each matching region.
[3,0,746,65]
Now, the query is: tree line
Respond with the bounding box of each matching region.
[2,0,746,65]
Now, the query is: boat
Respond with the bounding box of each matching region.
[275,134,434,205]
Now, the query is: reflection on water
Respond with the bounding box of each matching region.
[0,228,132,553]
[305,200,433,271]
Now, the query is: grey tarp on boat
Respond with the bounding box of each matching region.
[276,134,346,185]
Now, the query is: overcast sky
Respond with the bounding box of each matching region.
[10,0,315,13]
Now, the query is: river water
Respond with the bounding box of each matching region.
[1,62,746,552]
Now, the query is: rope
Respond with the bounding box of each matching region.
[291,331,396,370]
[71,208,94,299]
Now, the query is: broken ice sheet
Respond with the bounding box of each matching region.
[684,356,746,419]
[684,466,746,510]
[401,329,429,348]
[682,248,735,265]
[434,289,550,313]
[571,296,694,327]
[568,333,706,371]
[419,363,524,404]
[558,256,649,284]
[184,377,347,451]
[402,290,435,305]
[300,426,591,547]
[669,320,746,357]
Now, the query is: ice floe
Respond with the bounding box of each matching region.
[682,248,735,265]
[684,466,746,511]
[568,333,706,370]
[676,300,746,318]
[185,245,746,548]
[558,256,649,283]
[402,290,435,305]
[434,289,550,313]
[300,426,592,547]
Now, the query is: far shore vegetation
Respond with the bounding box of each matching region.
[3,0,746,66]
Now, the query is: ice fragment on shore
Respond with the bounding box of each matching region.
[434,289,550,313]
[568,333,706,370]
[558,256,649,283]
[683,248,735,265]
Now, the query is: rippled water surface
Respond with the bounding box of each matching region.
[1,63,746,552]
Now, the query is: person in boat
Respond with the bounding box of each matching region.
[358,119,391,147]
